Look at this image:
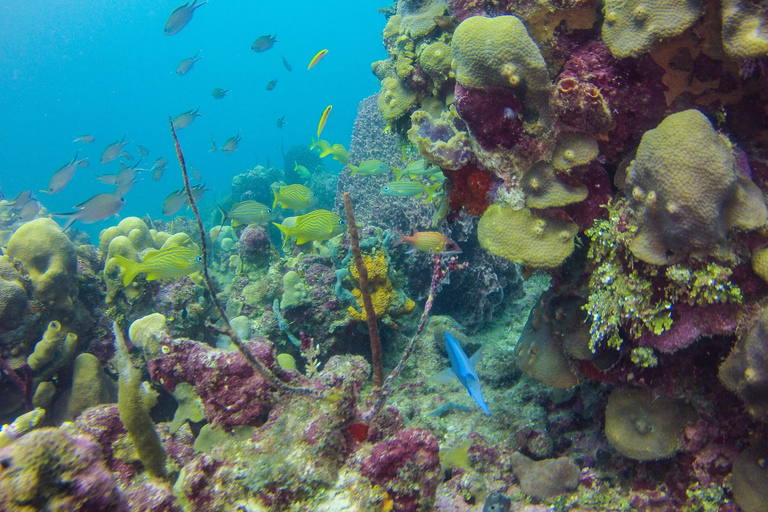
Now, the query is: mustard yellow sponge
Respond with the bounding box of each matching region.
[625,109,767,265]
[751,246,768,284]
[452,16,549,92]
[7,218,77,312]
[602,0,703,59]
[478,204,579,268]
[722,0,768,59]
[348,252,394,321]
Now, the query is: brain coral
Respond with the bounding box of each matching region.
[602,0,704,59]
[722,0,768,59]
[7,218,77,312]
[624,109,767,265]
[477,205,579,268]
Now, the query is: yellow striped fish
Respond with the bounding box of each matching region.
[273,209,346,248]
[112,245,203,286]
[217,201,274,227]
[272,184,318,209]
[393,230,461,253]
[380,180,442,204]
[392,159,441,181]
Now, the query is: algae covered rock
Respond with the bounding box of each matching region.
[522,161,588,209]
[509,452,580,501]
[478,204,579,268]
[0,256,28,330]
[625,110,767,265]
[7,218,77,312]
[605,388,697,461]
[731,439,768,512]
[378,76,418,121]
[602,0,703,59]
[408,109,474,170]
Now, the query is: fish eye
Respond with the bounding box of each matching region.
[196,255,203,262]
[267,208,272,213]
[339,219,346,225]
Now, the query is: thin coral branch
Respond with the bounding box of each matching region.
[343,192,384,388]
[368,253,467,432]
[169,118,315,397]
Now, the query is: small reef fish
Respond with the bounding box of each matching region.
[380,180,442,204]
[73,135,95,143]
[46,152,88,194]
[349,160,388,177]
[113,245,203,286]
[431,333,490,416]
[281,56,292,71]
[17,200,41,222]
[8,190,34,211]
[164,0,207,35]
[94,173,118,185]
[162,184,209,216]
[293,162,311,179]
[120,151,133,161]
[172,108,202,130]
[114,178,139,197]
[190,166,202,181]
[137,145,150,157]
[276,115,286,128]
[273,209,346,248]
[209,135,217,153]
[101,135,129,164]
[53,192,126,230]
[251,34,277,53]
[307,49,328,69]
[217,201,274,227]
[317,105,332,138]
[266,79,278,91]
[151,157,167,181]
[221,132,242,154]
[310,138,349,164]
[176,51,201,75]
[393,158,440,180]
[211,88,229,99]
[393,229,461,253]
[115,160,144,187]
[272,184,317,210]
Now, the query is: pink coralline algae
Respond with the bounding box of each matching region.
[360,428,441,512]
[637,303,742,353]
[237,225,272,264]
[454,83,525,151]
[147,337,286,430]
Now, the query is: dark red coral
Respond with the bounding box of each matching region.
[454,83,525,151]
[447,163,496,216]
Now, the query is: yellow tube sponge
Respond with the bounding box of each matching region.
[602,0,703,59]
[478,205,579,268]
[722,0,768,59]
[625,110,767,265]
[7,218,77,312]
[27,320,78,373]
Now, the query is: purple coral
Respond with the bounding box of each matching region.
[238,225,272,264]
[454,83,525,151]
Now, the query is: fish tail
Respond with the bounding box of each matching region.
[391,229,405,247]
[272,189,279,209]
[112,254,141,287]
[348,164,358,176]
[272,222,291,249]
[216,203,228,227]
[392,166,404,181]
[425,183,442,205]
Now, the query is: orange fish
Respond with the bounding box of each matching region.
[392,230,461,253]
[307,49,328,69]
[317,105,332,138]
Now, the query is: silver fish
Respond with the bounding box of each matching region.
[164,0,207,35]
[18,199,41,222]
[101,135,129,164]
[9,190,34,210]
[176,51,201,76]
[114,178,139,197]
[222,131,242,154]
[137,145,150,157]
[120,151,133,161]
[190,166,202,181]
[209,135,217,153]
[211,88,229,99]
[47,151,88,194]
[162,189,187,216]
[172,108,202,130]
[151,157,168,181]
[281,56,292,71]
[53,192,126,230]
[73,135,95,143]
[94,173,118,185]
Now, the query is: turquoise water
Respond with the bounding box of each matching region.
[0,0,385,239]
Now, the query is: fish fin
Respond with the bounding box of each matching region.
[348,164,358,176]
[425,182,442,205]
[272,189,279,209]
[294,235,309,245]
[393,167,405,181]
[272,222,291,248]
[112,254,141,287]
[216,203,228,228]
[231,220,240,228]
[391,229,405,247]
[428,366,457,385]
[465,376,491,415]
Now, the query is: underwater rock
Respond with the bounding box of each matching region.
[509,451,580,501]
[730,438,768,512]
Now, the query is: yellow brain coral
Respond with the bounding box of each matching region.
[478,205,579,268]
[625,109,767,265]
[722,0,768,59]
[419,41,453,85]
[452,16,549,92]
[602,0,703,59]
[378,76,417,121]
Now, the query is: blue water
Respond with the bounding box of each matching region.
[0,0,385,240]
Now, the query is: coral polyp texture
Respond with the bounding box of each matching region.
[624,109,767,265]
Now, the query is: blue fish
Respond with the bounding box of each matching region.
[433,333,490,416]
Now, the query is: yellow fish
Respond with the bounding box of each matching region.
[112,245,204,286]
[272,184,318,209]
[308,49,328,69]
[217,201,274,227]
[317,105,332,138]
[293,162,311,179]
[273,209,346,248]
[311,138,349,165]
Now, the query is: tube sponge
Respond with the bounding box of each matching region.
[27,320,78,373]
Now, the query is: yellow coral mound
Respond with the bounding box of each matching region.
[722,0,768,59]
[478,205,579,268]
[348,252,413,321]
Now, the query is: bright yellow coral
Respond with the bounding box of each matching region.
[347,252,413,321]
